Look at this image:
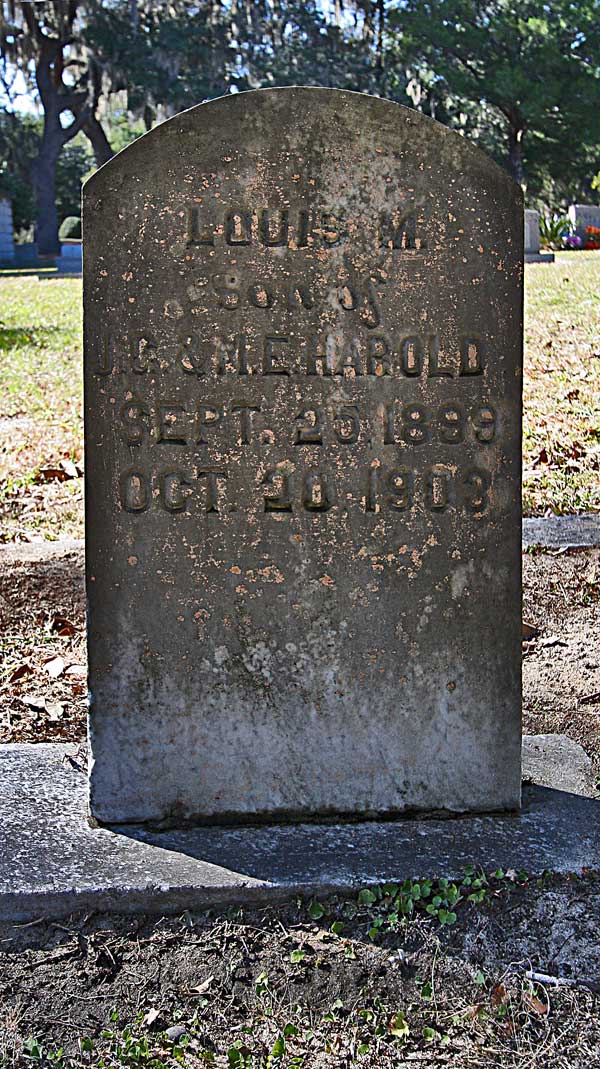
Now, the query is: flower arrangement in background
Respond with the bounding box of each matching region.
[539,214,600,251]
[583,225,600,250]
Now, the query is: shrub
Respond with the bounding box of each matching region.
[59,216,81,240]
[539,214,569,249]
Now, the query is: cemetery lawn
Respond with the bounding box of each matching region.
[524,250,600,515]
[0,277,83,543]
[1,873,599,1068]
[1,252,600,542]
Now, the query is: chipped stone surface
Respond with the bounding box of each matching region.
[1,740,598,924]
[84,88,523,824]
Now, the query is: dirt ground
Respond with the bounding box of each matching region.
[0,542,87,747]
[1,875,599,1068]
[2,542,600,772]
[1,542,599,1067]
[522,546,600,770]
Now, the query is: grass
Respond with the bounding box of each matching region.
[0,277,82,541]
[0,254,599,540]
[524,250,600,514]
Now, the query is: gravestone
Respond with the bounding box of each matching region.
[84,88,523,825]
[524,209,554,264]
[0,197,14,264]
[568,203,600,239]
[57,239,82,274]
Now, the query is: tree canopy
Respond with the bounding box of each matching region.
[1,0,599,253]
[398,0,600,191]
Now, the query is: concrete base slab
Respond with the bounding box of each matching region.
[0,538,84,564]
[1,738,599,923]
[522,513,600,549]
[525,252,555,263]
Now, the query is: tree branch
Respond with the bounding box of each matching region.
[82,111,114,166]
[59,103,91,146]
[35,37,61,113]
[21,3,44,46]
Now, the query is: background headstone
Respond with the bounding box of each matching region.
[0,197,15,264]
[568,203,600,238]
[13,243,40,268]
[84,88,523,825]
[524,208,554,263]
[524,209,541,254]
[56,239,82,275]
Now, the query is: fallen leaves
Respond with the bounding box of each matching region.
[522,620,541,657]
[8,662,33,683]
[4,641,87,741]
[19,695,65,720]
[0,553,87,744]
[20,694,47,712]
[141,1008,161,1027]
[44,655,65,679]
[66,663,86,678]
[36,457,83,484]
[523,992,550,1016]
[189,976,214,996]
[540,635,568,649]
[51,615,78,636]
[490,983,509,1007]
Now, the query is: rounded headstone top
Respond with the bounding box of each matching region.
[85,87,522,202]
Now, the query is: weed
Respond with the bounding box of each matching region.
[226,1035,303,1068]
[317,865,530,940]
[19,1036,64,1063]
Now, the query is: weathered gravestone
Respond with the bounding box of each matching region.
[0,197,14,264]
[568,203,600,238]
[84,88,523,825]
[524,209,554,264]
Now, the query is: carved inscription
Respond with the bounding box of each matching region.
[112,382,497,519]
[186,204,426,251]
[119,464,490,516]
[98,199,500,524]
[95,332,485,379]
[118,399,497,449]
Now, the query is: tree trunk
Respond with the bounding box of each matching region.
[31,145,61,257]
[83,113,115,167]
[376,0,385,70]
[507,123,525,186]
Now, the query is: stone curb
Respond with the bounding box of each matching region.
[522,514,600,550]
[1,736,597,924]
